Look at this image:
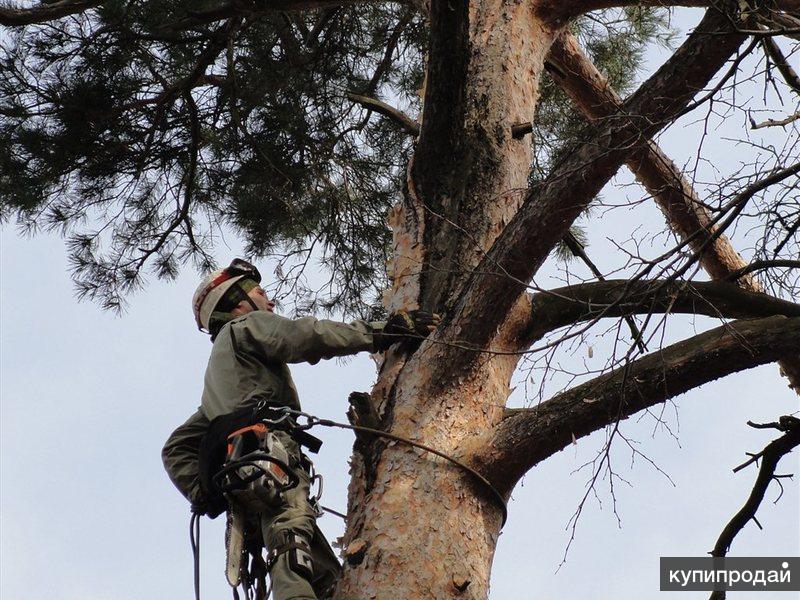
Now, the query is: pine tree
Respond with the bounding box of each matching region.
[2,1,799,597]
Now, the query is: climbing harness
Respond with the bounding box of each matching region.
[192,402,326,600]
[198,401,323,518]
[217,408,325,597]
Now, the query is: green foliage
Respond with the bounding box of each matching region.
[1,2,670,314]
[532,7,675,181]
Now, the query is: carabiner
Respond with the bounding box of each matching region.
[290,411,317,431]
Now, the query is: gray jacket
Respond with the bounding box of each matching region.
[162,310,379,505]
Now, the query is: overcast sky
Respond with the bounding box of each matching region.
[2,9,798,600]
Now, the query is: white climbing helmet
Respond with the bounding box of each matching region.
[192,258,262,331]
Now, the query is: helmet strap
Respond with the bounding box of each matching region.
[231,279,260,313]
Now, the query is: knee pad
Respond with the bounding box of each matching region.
[287,533,314,580]
[268,532,314,581]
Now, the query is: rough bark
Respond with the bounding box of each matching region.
[336,2,559,597]
[331,7,787,599]
[412,0,558,315]
[547,31,800,393]
[472,316,800,494]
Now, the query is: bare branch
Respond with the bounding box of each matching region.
[562,232,648,352]
[517,279,800,345]
[751,111,800,128]
[0,0,103,26]
[725,260,800,282]
[471,316,800,494]
[345,92,420,136]
[435,8,746,374]
[547,31,800,393]
[710,417,800,562]
[761,34,800,94]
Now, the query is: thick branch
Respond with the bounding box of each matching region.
[762,34,800,93]
[519,279,800,344]
[0,0,384,27]
[761,11,800,40]
[472,316,800,494]
[160,0,396,32]
[537,0,800,27]
[546,33,750,281]
[438,8,745,371]
[547,31,800,393]
[0,0,103,26]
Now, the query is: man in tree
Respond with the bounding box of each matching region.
[3,1,800,597]
[162,258,438,600]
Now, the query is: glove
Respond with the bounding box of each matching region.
[373,310,441,351]
[190,489,226,518]
[190,496,209,516]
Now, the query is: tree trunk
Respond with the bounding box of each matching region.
[335,2,558,597]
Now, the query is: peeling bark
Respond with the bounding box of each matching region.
[413,0,558,314]
[330,6,785,598]
[337,3,556,595]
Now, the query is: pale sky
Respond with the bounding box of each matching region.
[2,9,798,600]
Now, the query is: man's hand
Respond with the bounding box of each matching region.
[374,310,441,351]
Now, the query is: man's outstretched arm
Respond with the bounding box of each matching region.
[233,311,382,365]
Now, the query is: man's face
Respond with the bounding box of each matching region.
[249,285,275,313]
[232,284,275,315]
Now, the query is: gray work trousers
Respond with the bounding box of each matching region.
[258,433,340,600]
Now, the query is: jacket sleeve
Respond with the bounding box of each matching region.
[162,409,209,506]
[235,311,384,365]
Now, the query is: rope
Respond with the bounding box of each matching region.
[288,409,508,526]
[190,511,201,600]
[320,505,347,520]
